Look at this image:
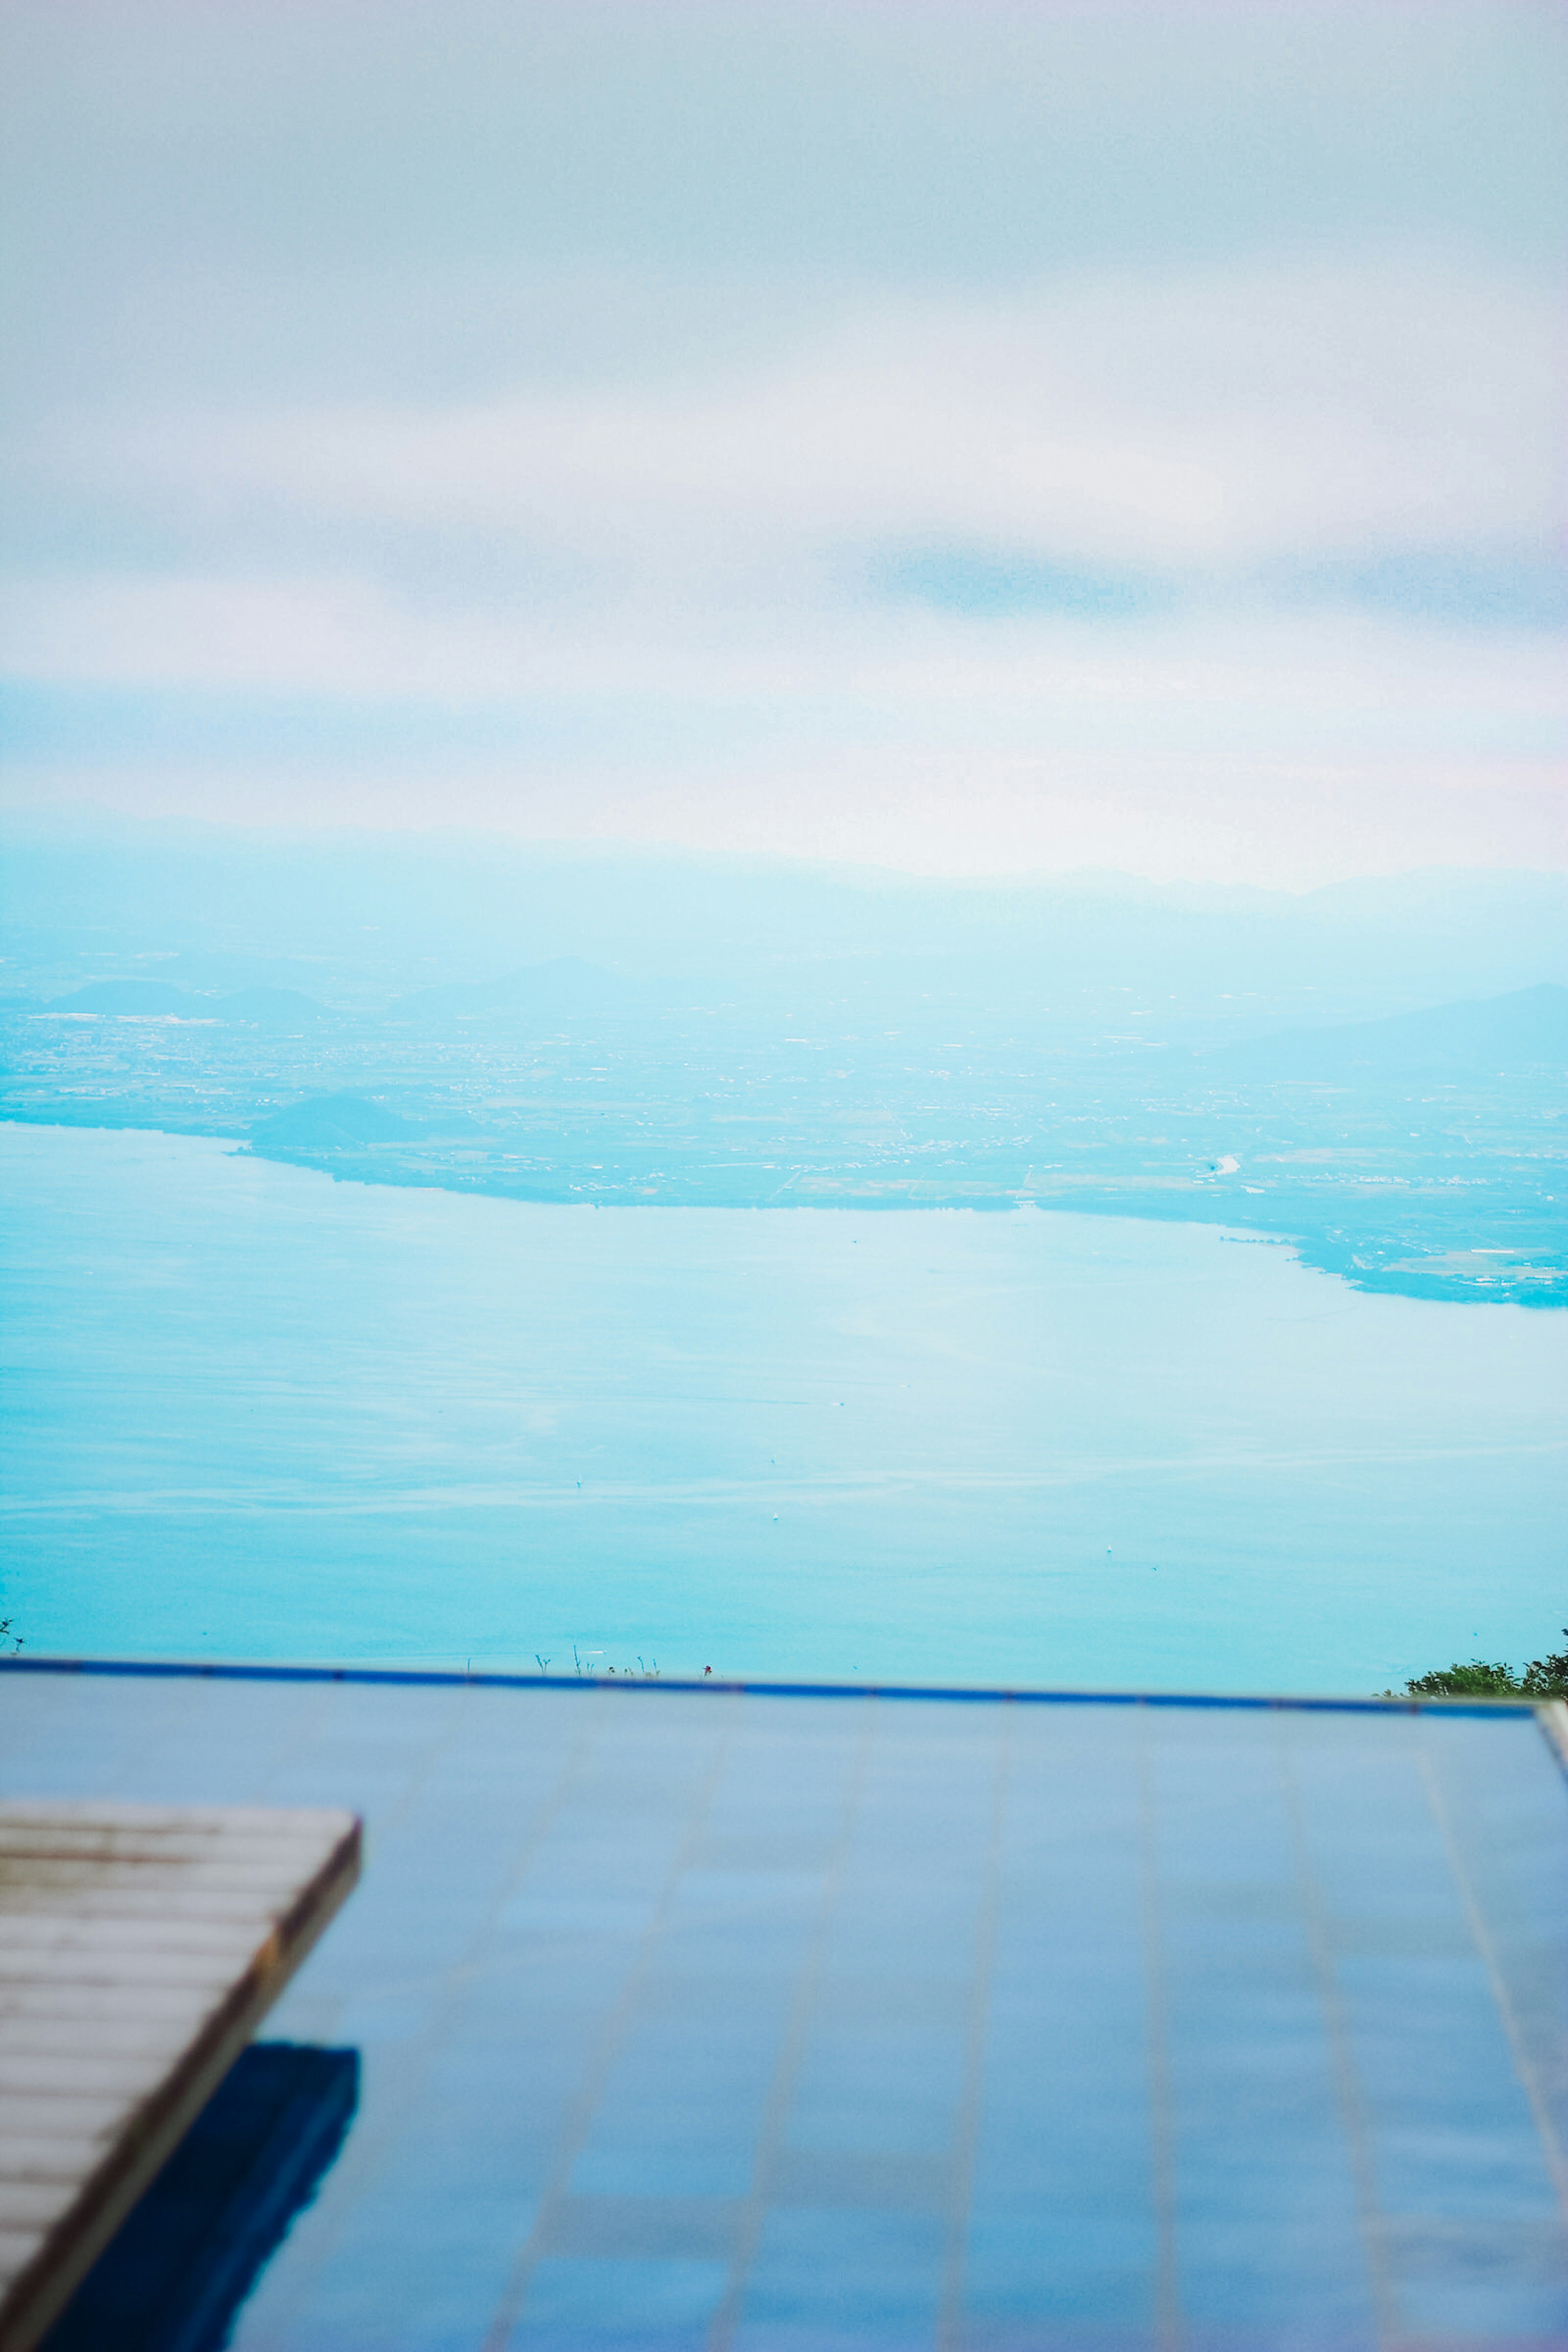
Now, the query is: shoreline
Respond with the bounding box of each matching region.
[2,1111,1563,1308]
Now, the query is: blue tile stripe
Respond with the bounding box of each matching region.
[0,1653,1541,1722]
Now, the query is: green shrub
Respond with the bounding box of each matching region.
[1403,1660,1523,1697]
[1521,1634,1568,1697]
[1395,1631,1568,1700]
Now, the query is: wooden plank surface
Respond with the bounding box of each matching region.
[0,1800,360,2352]
[1537,1700,1568,1774]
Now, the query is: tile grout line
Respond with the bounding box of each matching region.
[935,1702,1014,2352]
[480,1694,744,2352]
[704,1699,878,2352]
[1417,1735,1568,2224]
[1136,1708,1183,2352]
[1274,1723,1400,2350]
[249,1686,610,2341]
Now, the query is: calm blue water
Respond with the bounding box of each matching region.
[2,1123,1563,1691]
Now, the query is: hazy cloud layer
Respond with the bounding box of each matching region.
[1,2,1564,880]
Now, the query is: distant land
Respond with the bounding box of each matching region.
[1220,982,1568,1081]
[46,980,325,1026]
[5,814,1566,1018]
[1,819,1563,1305]
[251,1092,418,1149]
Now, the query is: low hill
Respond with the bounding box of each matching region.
[251,1093,416,1148]
[46,979,327,1024]
[48,980,204,1015]
[1220,983,1568,1083]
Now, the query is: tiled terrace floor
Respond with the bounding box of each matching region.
[4,1662,1566,2350]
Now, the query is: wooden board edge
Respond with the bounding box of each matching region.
[0,1816,361,2352]
[1535,1699,1568,1776]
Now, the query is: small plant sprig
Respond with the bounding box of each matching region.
[0,1616,21,1655]
[570,1645,661,1679]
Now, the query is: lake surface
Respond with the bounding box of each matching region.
[2,1123,1563,1692]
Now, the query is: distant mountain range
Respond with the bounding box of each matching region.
[1220,982,1568,1082]
[6,816,1566,1027]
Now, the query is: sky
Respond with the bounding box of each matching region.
[1,0,1564,885]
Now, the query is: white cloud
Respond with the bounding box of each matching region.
[4,255,1561,885]
[23,258,1562,599]
[4,566,1563,740]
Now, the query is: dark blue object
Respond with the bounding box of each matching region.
[41,2044,358,2352]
